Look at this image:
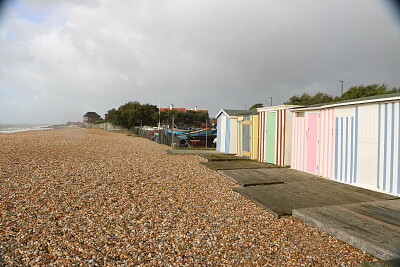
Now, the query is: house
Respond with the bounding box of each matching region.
[215,109,254,154]
[236,110,259,160]
[257,105,300,166]
[83,112,101,123]
[159,104,208,114]
[290,93,400,196]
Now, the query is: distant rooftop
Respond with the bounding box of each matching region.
[83,112,100,118]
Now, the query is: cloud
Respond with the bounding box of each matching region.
[0,0,399,123]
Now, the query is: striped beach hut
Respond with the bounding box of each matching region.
[236,110,259,159]
[291,93,400,196]
[257,105,299,166]
[216,109,254,154]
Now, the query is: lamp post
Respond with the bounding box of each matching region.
[340,80,344,96]
[137,120,143,136]
[205,119,208,149]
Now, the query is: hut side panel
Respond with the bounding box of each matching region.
[251,114,259,161]
[229,118,237,154]
[334,107,357,184]
[284,110,294,167]
[375,102,400,195]
[216,114,226,153]
[258,111,266,163]
[317,108,335,178]
[276,110,288,166]
[291,112,308,172]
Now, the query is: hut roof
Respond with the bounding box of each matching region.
[83,112,101,118]
[215,109,255,118]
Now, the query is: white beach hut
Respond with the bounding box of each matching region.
[216,109,254,154]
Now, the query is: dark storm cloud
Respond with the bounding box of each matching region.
[0,0,399,123]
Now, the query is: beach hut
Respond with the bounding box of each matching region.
[290,93,400,196]
[257,105,299,166]
[216,109,254,154]
[236,110,259,159]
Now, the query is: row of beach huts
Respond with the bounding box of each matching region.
[216,93,400,196]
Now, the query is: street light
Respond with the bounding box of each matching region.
[137,120,143,137]
[340,80,344,96]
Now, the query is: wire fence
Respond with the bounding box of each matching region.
[133,127,216,148]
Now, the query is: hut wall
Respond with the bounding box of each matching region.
[356,102,400,195]
[258,108,294,166]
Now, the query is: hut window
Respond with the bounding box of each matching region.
[296,112,305,117]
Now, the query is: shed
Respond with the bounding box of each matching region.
[236,110,258,159]
[290,93,400,196]
[83,112,101,123]
[257,105,300,166]
[215,109,254,154]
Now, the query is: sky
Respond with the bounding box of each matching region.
[0,0,399,124]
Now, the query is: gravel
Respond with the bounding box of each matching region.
[0,128,378,266]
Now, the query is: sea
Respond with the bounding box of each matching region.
[0,123,54,133]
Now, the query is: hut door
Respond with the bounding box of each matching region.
[357,104,378,190]
[242,123,251,157]
[307,113,318,173]
[265,113,276,164]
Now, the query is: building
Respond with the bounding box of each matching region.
[216,109,254,154]
[290,93,400,196]
[159,104,208,114]
[257,105,299,166]
[83,112,101,123]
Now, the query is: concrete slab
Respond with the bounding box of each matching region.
[293,200,400,260]
[359,259,400,266]
[201,161,279,170]
[198,154,247,162]
[219,168,319,186]
[234,180,398,218]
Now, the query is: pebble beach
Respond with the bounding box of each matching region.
[0,128,377,266]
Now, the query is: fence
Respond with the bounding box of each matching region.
[134,126,216,148]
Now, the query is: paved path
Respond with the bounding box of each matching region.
[293,200,400,260]
[233,179,397,217]
[200,154,400,260]
[219,168,319,186]
[197,154,247,161]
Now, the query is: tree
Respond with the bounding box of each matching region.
[104,101,159,129]
[284,92,333,105]
[249,103,263,110]
[284,84,400,106]
[333,84,400,102]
